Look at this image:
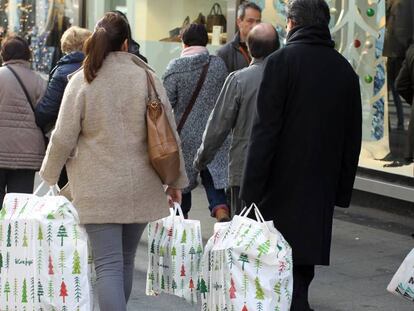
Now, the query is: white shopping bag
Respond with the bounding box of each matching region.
[200,204,293,311]
[0,183,94,310]
[387,248,414,302]
[146,203,203,304]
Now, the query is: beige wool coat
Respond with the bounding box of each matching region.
[0,60,47,170]
[40,52,188,224]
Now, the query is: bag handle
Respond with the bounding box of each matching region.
[6,65,35,112]
[176,59,210,134]
[239,203,271,232]
[210,3,223,15]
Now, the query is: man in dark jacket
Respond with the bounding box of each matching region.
[240,0,362,310]
[216,2,261,73]
[396,44,414,164]
[383,0,414,130]
[194,23,280,216]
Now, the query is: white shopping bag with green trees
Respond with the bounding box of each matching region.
[387,248,414,302]
[146,203,203,304]
[0,183,94,310]
[200,204,293,311]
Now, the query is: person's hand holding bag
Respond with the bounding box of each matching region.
[165,186,182,207]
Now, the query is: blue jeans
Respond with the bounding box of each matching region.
[181,169,228,217]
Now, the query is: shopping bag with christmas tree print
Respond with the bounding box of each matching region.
[0,183,94,310]
[200,204,293,311]
[387,248,414,302]
[146,203,203,304]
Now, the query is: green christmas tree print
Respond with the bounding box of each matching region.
[48,280,54,302]
[254,259,262,274]
[46,212,55,220]
[5,251,9,268]
[22,223,28,247]
[73,224,79,245]
[238,253,249,271]
[37,280,44,302]
[6,223,11,247]
[22,278,28,303]
[0,206,6,220]
[199,278,208,299]
[150,240,155,254]
[148,272,155,289]
[38,225,44,246]
[37,249,43,274]
[0,253,3,271]
[189,247,196,259]
[228,248,234,269]
[161,275,165,290]
[4,280,10,302]
[257,240,271,258]
[59,250,66,274]
[14,221,18,247]
[159,246,165,257]
[242,274,249,298]
[171,246,177,257]
[181,230,187,244]
[74,276,81,302]
[57,224,68,246]
[255,277,265,311]
[171,279,177,294]
[30,277,35,303]
[73,250,81,274]
[13,278,18,302]
[47,223,53,246]
[274,280,281,302]
[0,223,3,242]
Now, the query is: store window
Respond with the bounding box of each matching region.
[86,0,234,75]
[251,0,413,178]
[0,0,81,74]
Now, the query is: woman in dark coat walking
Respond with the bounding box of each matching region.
[163,24,230,221]
[240,0,362,310]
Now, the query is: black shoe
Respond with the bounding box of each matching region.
[376,152,396,162]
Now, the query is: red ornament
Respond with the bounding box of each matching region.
[354,39,361,48]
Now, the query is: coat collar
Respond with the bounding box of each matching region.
[286,25,335,48]
[2,59,31,68]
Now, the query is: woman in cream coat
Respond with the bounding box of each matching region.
[40,12,187,311]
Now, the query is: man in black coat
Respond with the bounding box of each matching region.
[396,44,414,164]
[240,0,362,310]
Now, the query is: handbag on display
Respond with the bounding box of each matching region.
[162,16,191,42]
[192,13,206,25]
[145,70,181,185]
[206,3,227,32]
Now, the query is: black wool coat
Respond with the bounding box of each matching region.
[240,25,362,266]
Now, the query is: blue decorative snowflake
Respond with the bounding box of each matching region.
[374,64,385,96]
[371,98,385,140]
[251,0,266,10]
[375,28,385,59]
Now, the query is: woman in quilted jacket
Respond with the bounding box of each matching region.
[0,36,47,205]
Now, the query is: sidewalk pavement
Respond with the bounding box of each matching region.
[120,186,414,311]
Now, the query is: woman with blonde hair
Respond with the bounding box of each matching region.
[35,26,91,187]
[40,12,187,311]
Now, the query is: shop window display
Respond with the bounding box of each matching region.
[251,0,413,177]
[0,0,79,74]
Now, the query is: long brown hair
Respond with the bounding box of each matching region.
[83,12,129,83]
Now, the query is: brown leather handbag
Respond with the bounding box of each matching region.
[145,70,180,185]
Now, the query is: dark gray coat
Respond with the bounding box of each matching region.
[241,25,362,266]
[195,58,266,187]
[383,0,414,58]
[216,32,250,73]
[163,52,229,192]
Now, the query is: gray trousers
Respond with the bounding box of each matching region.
[230,186,246,217]
[85,223,147,311]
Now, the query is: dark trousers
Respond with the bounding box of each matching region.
[291,265,315,311]
[181,169,227,218]
[388,57,405,129]
[405,103,414,160]
[230,186,246,217]
[0,169,36,205]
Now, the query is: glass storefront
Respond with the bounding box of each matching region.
[0,0,81,74]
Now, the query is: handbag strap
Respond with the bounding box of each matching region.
[145,70,161,101]
[177,59,210,134]
[210,3,222,15]
[6,65,35,113]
